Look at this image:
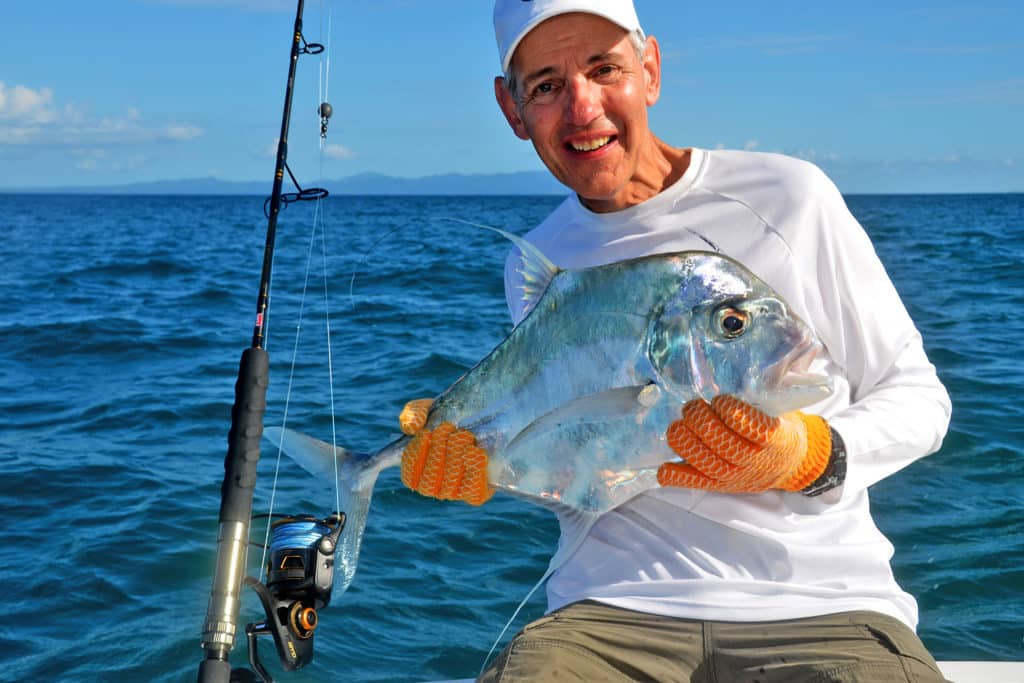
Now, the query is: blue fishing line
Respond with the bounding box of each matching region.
[271,519,332,551]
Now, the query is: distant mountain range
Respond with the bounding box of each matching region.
[3,171,569,196]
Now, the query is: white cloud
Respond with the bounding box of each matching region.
[165,124,204,141]
[0,83,57,124]
[323,143,355,160]
[792,148,840,163]
[69,147,107,171]
[743,140,759,151]
[261,138,355,160]
[64,147,147,173]
[147,0,293,10]
[0,82,204,146]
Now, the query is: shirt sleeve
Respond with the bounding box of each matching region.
[790,167,952,500]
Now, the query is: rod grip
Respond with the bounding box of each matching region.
[200,348,271,669]
[197,658,232,683]
[220,347,270,522]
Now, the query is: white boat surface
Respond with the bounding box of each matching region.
[937,661,1024,682]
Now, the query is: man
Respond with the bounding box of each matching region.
[400,1,952,680]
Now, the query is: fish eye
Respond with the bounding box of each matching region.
[716,306,749,339]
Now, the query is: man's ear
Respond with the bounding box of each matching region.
[494,76,530,140]
[643,36,662,106]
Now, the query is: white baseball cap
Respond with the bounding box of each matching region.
[493,0,644,73]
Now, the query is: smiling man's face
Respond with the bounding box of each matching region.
[495,12,662,213]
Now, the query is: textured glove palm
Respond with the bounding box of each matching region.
[658,395,832,493]
[398,398,494,506]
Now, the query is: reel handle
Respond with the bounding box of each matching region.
[247,579,315,673]
[236,512,346,681]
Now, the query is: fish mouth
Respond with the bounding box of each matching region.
[765,333,833,412]
[782,337,826,384]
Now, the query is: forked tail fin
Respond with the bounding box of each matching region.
[263,426,384,595]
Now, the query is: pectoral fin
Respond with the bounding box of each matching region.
[507,385,657,448]
[493,385,677,514]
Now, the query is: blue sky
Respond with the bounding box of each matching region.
[1,0,1021,193]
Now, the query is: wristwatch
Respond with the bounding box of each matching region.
[801,427,847,497]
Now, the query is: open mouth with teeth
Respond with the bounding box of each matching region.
[566,135,616,153]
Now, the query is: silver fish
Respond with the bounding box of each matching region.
[266,230,832,595]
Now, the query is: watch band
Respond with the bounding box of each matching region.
[801,426,847,497]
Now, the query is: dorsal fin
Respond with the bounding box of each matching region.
[438,217,561,319]
[489,226,560,318]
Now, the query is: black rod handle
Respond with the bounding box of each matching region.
[199,348,269,675]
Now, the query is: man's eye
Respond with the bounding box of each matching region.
[525,81,557,103]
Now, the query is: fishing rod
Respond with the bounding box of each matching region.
[197,2,338,681]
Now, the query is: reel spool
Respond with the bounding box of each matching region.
[240,512,345,682]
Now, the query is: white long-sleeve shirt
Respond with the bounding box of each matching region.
[503,148,951,628]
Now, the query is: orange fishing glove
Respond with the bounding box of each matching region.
[658,395,832,494]
[398,398,494,506]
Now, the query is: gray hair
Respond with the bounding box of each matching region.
[503,28,648,101]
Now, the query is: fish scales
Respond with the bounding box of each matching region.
[428,256,683,447]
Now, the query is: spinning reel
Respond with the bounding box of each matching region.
[236,512,345,682]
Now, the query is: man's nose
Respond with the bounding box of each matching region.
[564,75,600,126]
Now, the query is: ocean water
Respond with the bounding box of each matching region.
[0,192,1021,682]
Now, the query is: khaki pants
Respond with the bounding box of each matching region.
[479,601,948,683]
